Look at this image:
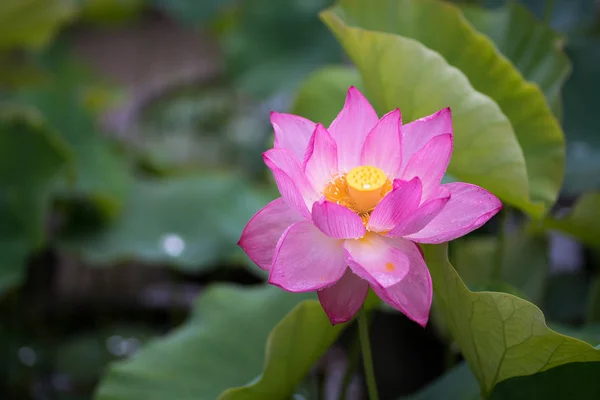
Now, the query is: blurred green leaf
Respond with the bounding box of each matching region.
[321,3,537,218]
[0,0,76,50]
[323,0,565,217]
[61,173,272,272]
[587,276,600,324]
[80,0,145,26]
[0,53,47,89]
[0,108,70,294]
[139,86,269,177]
[422,243,600,397]
[461,2,571,118]
[14,44,131,214]
[292,65,363,126]
[451,227,548,304]
[561,39,600,195]
[153,0,231,27]
[95,285,317,400]
[542,272,590,324]
[403,362,480,400]
[483,0,597,35]
[220,300,345,399]
[543,193,600,248]
[220,0,342,98]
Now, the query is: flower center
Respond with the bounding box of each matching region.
[324,166,392,222]
[346,166,388,212]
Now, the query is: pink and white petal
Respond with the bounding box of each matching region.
[312,200,366,239]
[388,187,451,237]
[344,233,410,288]
[401,134,452,201]
[269,221,346,292]
[318,268,369,325]
[404,182,502,244]
[238,198,303,270]
[370,237,432,327]
[328,86,379,172]
[367,178,422,234]
[361,109,403,178]
[304,124,339,191]
[401,107,452,170]
[264,148,317,218]
[271,112,316,161]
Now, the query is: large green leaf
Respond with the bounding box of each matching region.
[95,285,331,400]
[490,362,600,399]
[61,174,271,272]
[542,193,600,248]
[320,7,535,217]
[219,301,345,399]
[292,65,363,126]
[0,108,70,294]
[322,0,565,217]
[0,0,75,50]
[13,44,131,214]
[461,2,571,117]
[422,243,600,397]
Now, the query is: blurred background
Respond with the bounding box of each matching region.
[1,0,600,399]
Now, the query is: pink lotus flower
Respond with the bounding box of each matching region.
[239,87,501,326]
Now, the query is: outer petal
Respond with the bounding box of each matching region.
[369,237,432,327]
[269,221,346,292]
[367,177,422,234]
[328,86,379,172]
[238,198,303,270]
[360,109,403,178]
[318,268,369,325]
[401,134,452,201]
[304,124,339,192]
[264,148,317,219]
[312,200,366,239]
[405,182,502,244]
[344,233,410,288]
[271,112,316,161]
[387,187,451,237]
[401,107,452,170]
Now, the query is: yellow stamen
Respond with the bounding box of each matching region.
[346,166,388,213]
[323,168,392,226]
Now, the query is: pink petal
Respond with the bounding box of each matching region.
[343,233,410,288]
[318,268,369,325]
[402,108,452,170]
[401,134,452,201]
[303,124,339,192]
[388,187,451,237]
[271,112,316,161]
[360,109,403,179]
[264,148,317,219]
[405,182,502,244]
[367,178,422,234]
[369,237,432,327]
[269,221,346,292]
[312,200,366,239]
[328,86,379,172]
[238,198,303,270]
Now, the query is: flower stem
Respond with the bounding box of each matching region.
[357,307,379,400]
